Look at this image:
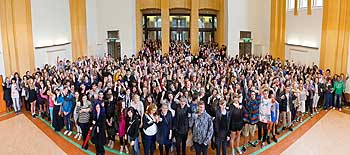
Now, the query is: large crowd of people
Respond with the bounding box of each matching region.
[2,41,350,155]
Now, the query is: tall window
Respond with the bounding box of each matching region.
[143,15,162,41]
[198,15,217,43]
[170,15,190,42]
[287,0,323,11]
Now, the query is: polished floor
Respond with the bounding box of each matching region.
[0,107,347,155]
[0,114,66,155]
[282,110,350,155]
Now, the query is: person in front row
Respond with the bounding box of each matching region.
[214,99,231,155]
[127,107,140,155]
[172,97,191,155]
[192,101,214,155]
[91,102,106,155]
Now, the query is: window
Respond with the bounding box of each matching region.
[314,0,323,7]
[288,0,295,10]
[287,0,323,11]
[300,0,308,8]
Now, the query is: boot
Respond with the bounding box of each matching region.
[272,136,278,143]
[267,136,271,144]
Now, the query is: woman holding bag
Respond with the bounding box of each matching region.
[142,104,159,155]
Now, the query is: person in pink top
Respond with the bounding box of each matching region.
[117,101,129,154]
[40,88,55,123]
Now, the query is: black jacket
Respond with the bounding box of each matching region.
[91,111,107,145]
[278,91,297,112]
[127,117,140,141]
[214,108,231,139]
[172,103,191,135]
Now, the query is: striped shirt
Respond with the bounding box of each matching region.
[78,101,92,123]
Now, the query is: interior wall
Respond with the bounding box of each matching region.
[227,0,270,57]
[285,8,323,66]
[31,0,72,68]
[86,0,136,58]
[0,23,5,76]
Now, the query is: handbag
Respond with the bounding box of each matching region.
[143,114,158,136]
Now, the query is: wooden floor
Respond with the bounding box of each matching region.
[0,105,333,155]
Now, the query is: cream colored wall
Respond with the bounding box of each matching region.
[227,0,270,57]
[31,0,72,68]
[285,8,323,66]
[86,0,136,58]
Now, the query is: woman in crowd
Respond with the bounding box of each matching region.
[105,89,117,149]
[142,104,159,155]
[28,79,38,118]
[127,107,140,155]
[78,94,92,149]
[269,94,279,143]
[73,91,82,140]
[3,77,12,112]
[117,101,129,153]
[10,78,21,114]
[92,103,106,155]
[230,94,244,155]
[214,99,231,155]
[53,88,64,132]
[156,103,173,155]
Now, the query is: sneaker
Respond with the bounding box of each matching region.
[120,147,124,153]
[236,147,242,155]
[74,133,79,139]
[78,134,82,141]
[64,130,69,135]
[248,141,256,147]
[32,114,35,118]
[67,131,73,136]
[241,146,247,153]
[339,108,342,111]
[289,127,294,131]
[333,107,335,110]
[261,142,266,148]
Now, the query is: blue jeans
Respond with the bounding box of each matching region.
[64,113,72,131]
[334,94,342,109]
[324,93,333,109]
[143,134,156,155]
[215,138,227,155]
[129,136,140,155]
[49,107,54,122]
[12,97,20,112]
[194,142,208,155]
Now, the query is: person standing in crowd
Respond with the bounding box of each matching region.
[214,99,231,155]
[269,94,279,143]
[92,103,106,155]
[298,83,308,122]
[10,78,21,114]
[345,75,350,107]
[78,94,92,149]
[117,101,129,153]
[230,95,244,155]
[127,107,140,155]
[324,78,333,110]
[73,92,82,140]
[172,97,191,155]
[278,85,296,131]
[40,88,55,124]
[105,89,117,149]
[258,89,272,147]
[333,75,345,111]
[242,91,259,152]
[53,88,64,132]
[312,78,322,114]
[61,87,73,136]
[28,79,38,118]
[3,77,12,112]
[305,80,315,116]
[21,76,30,112]
[142,104,159,155]
[192,101,213,155]
[157,103,173,155]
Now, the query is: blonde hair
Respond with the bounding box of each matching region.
[146,104,157,115]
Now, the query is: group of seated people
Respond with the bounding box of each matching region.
[2,41,350,155]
